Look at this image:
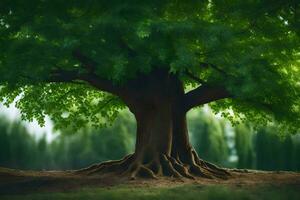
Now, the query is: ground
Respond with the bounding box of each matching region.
[0,167,299,199]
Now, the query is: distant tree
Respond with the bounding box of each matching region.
[234,124,255,169]
[35,135,52,169]
[51,110,135,169]
[0,117,11,166]
[0,1,299,179]
[0,111,135,170]
[0,116,39,169]
[188,109,229,166]
[255,126,294,171]
[291,135,300,171]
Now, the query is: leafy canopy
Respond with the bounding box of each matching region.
[0,1,299,132]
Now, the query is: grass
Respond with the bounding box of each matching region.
[0,184,299,200]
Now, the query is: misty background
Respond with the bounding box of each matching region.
[0,103,299,171]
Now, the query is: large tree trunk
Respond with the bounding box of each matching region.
[135,103,172,157]
[76,69,229,179]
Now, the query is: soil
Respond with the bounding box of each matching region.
[0,167,299,195]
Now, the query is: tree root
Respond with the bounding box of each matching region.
[191,149,231,178]
[74,150,230,180]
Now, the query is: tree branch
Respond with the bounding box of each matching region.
[45,68,123,95]
[184,85,232,112]
[71,49,127,95]
[184,71,206,85]
[183,63,217,85]
[199,62,228,76]
[80,73,126,95]
[48,69,80,83]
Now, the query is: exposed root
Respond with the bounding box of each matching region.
[191,150,230,177]
[74,154,134,174]
[167,156,194,179]
[75,150,230,180]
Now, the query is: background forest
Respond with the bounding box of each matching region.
[0,107,299,171]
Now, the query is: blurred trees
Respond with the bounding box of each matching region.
[0,109,299,171]
[50,111,135,169]
[0,118,38,169]
[255,127,294,171]
[188,109,229,166]
[234,124,255,169]
[234,124,299,171]
[0,111,135,170]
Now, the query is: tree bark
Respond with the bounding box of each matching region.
[134,103,173,158]
[171,112,194,163]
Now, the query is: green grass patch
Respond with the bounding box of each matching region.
[1,185,299,200]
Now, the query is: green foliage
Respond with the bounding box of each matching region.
[0,83,126,129]
[0,1,299,132]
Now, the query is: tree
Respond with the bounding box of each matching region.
[0,117,12,166]
[234,124,255,169]
[0,116,38,169]
[0,1,299,179]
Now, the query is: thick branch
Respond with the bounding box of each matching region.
[199,62,228,76]
[48,69,124,95]
[184,71,206,85]
[71,49,126,95]
[184,85,232,112]
[80,73,126,95]
[48,69,80,83]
